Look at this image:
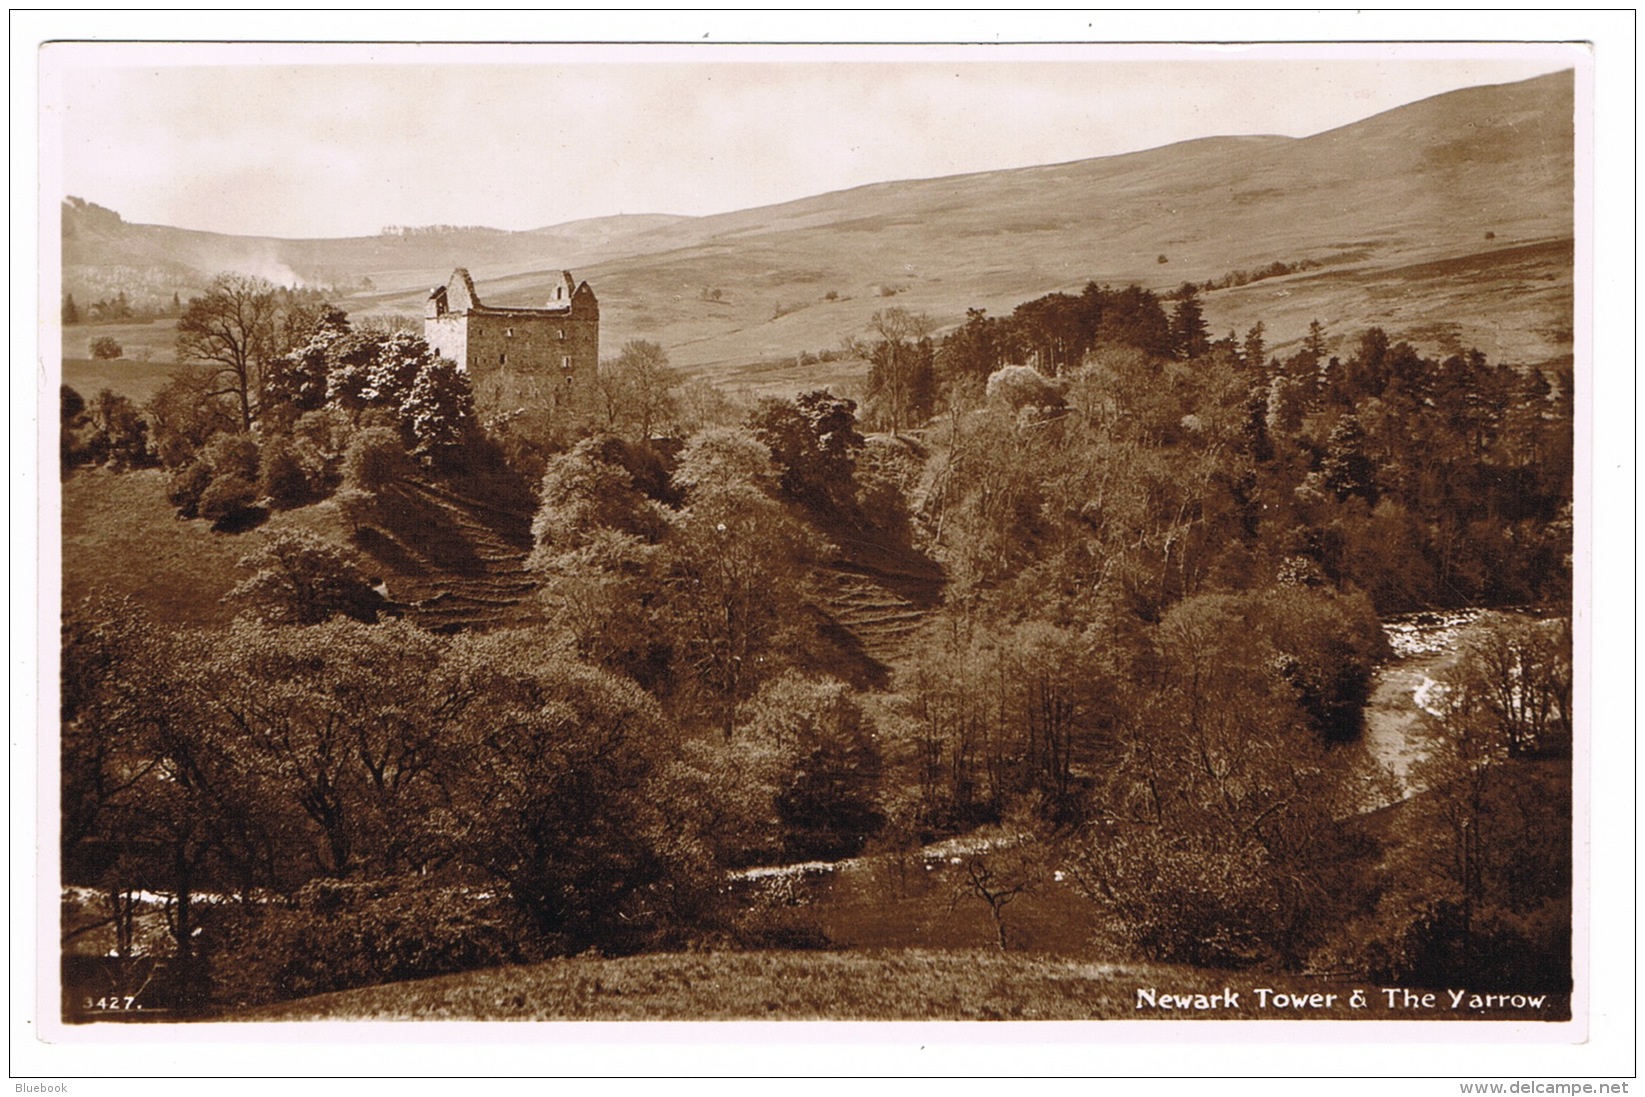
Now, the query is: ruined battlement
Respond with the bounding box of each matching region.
[424,267,599,403]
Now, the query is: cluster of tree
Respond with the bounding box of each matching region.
[63,291,132,326]
[1355,614,1572,992]
[856,280,1569,968]
[934,281,1212,390]
[919,312,1569,617]
[62,594,709,1007]
[1178,257,1324,296]
[63,289,188,326]
[60,257,1573,998]
[852,308,938,434]
[64,464,899,1006]
[62,276,479,532]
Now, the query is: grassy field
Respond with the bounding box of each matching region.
[59,461,541,633]
[60,319,180,365]
[231,948,1568,1022]
[61,468,251,626]
[62,356,184,405]
[59,467,354,628]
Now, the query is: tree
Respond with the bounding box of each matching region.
[1452,615,1571,758]
[752,674,885,861]
[62,597,271,1009]
[1169,285,1210,360]
[176,273,280,431]
[400,357,475,462]
[341,426,412,495]
[441,634,676,951]
[257,434,328,509]
[530,436,666,561]
[749,390,864,511]
[83,389,150,469]
[936,308,1013,397]
[953,843,1038,950]
[62,294,80,325]
[596,339,679,440]
[664,428,813,735]
[60,385,89,469]
[265,313,352,415]
[189,619,472,879]
[89,336,122,360]
[1320,412,1378,505]
[1068,592,1377,969]
[1392,623,1573,991]
[1241,322,1267,375]
[1304,319,1329,362]
[1011,292,1091,376]
[1093,284,1174,358]
[227,529,384,626]
[862,308,934,434]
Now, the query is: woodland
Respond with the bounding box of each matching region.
[60,269,1573,1018]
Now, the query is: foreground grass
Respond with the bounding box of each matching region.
[231,949,1568,1023]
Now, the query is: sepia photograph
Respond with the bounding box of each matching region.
[15,13,1631,1083]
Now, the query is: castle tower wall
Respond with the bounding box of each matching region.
[424,268,600,408]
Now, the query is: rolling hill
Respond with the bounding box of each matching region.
[61,70,1573,388]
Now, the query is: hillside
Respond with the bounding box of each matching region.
[60,198,699,308]
[414,69,1576,381]
[61,71,1573,387]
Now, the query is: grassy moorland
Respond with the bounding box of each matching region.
[60,72,1573,400]
[464,72,1574,384]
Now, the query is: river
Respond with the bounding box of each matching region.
[1345,608,1493,813]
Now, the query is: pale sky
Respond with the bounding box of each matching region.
[45,43,1577,239]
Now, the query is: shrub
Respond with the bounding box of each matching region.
[202,433,260,484]
[211,876,543,1008]
[227,528,383,625]
[197,474,259,524]
[89,336,123,360]
[167,461,215,518]
[342,426,412,494]
[985,364,1065,412]
[85,390,152,469]
[257,437,320,509]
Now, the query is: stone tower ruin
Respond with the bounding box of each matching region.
[424,267,599,408]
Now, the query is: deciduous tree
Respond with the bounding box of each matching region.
[176,274,280,431]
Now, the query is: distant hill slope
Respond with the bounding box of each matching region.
[61,70,1573,379]
[60,198,699,307]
